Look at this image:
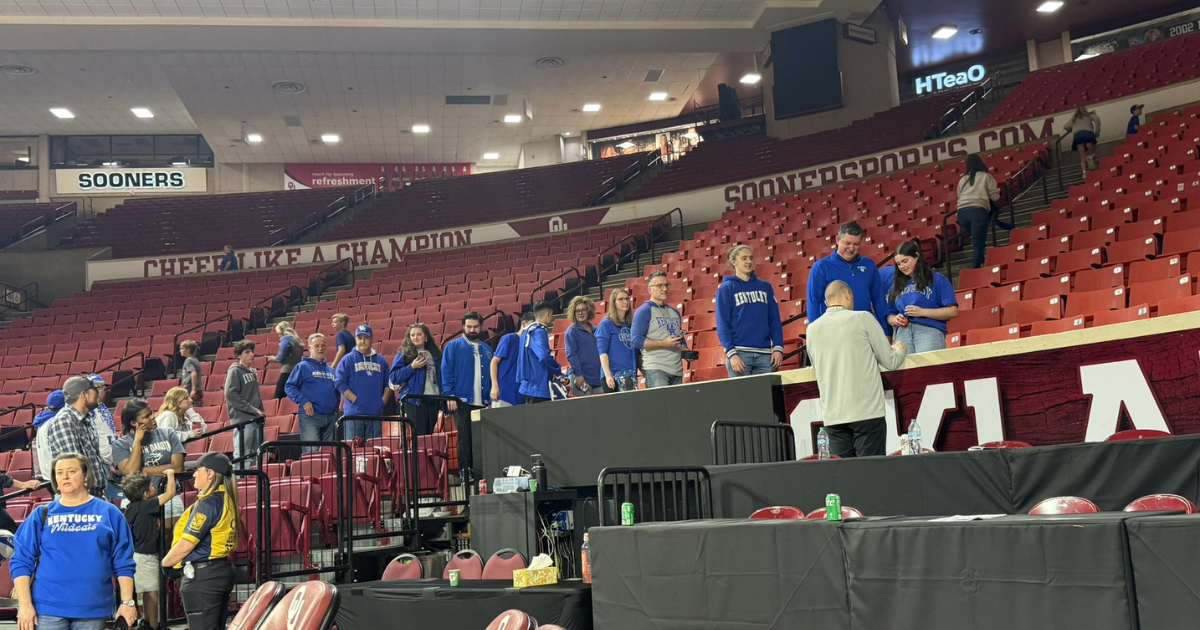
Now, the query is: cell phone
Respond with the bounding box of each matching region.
[418,350,431,361]
[681,350,700,361]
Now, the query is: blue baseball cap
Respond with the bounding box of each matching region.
[86,373,106,386]
[355,324,373,337]
[45,390,65,409]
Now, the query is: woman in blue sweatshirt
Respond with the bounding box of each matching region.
[12,453,137,630]
[389,323,443,435]
[596,288,639,392]
[881,241,959,353]
[564,296,604,396]
[716,245,785,377]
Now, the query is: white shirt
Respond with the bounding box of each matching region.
[469,340,483,406]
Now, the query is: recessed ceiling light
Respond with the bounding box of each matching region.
[740,73,762,84]
[321,133,339,143]
[1036,1,1064,12]
[49,108,74,119]
[483,152,499,160]
[503,115,522,123]
[617,141,635,149]
[16,157,29,163]
[412,124,431,133]
[246,133,263,144]
[562,132,571,136]
[131,108,153,119]
[932,25,958,39]
[648,92,668,101]
[582,103,601,112]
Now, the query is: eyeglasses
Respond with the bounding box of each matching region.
[574,308,590,314]
[649,284,670,289]
[615,297,631,302]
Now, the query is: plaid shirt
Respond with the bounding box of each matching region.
[41,405,108,491]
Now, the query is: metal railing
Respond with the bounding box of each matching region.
[711,420,796,466]
[529,267,586,315]
[926,72,1004,139]
[692,94,766,126]
[596,234,640,293]
[96,351,147,402]
[583,150,660,207]
[440,309,515,348]
[270,185,375,246]
[0,280,42,314]
[170,314,234,372]
[330,415,422,548]
[597,466,712,526]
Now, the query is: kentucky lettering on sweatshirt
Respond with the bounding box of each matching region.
[286,356,341,414]
[631,301,685,376]
[716,273,785,357]
[335,348,390,416]
[224,363,263,423]
[10,497,136,619]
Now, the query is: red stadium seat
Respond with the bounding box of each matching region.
[381,553,423,580]
[946,306,1000,335]
[1128,275,1193,309]
[1157,293,1200,316]
[1022,274,1072,300]
[1029,316,1087,336]
[1091,304,1150,327]
[967,325,1021,345]
[749,506,805,519]
[485,611,538,630]
[957,266,1003,290]
[256,582,338,630]
[977,441,1032,449]
[1065,287,1127,318]
[1104,237,1158,264]
[481,548,527,580]
[1001,296,1064,326]
[1028,497,1100,515]
[1123,494,1198,514]
[1105,429,1172,441]
[227,581,285,630]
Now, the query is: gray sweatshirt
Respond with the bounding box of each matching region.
[631,300,685,376]
[1064,112,1101,137]
[805,306,907,426]
[224,363,264,423]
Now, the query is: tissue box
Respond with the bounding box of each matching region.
[512,566,559,588]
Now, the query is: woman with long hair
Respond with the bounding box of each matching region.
[1063,104,1101,171]
[597,288,639,392]
[12,453,138,630]
[956,153,1002,269]
[157,386,207,441]
[564,295,604,396]
[161,452,239,630]
[266,321,304,400]
[884,241,959,353]
[389,323,443,435]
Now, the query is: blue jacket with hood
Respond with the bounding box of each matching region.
[517,322,560,399]
[715,273,785,357]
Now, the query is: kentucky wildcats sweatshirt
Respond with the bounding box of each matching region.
[335,348,390,416]
[715,273,785,357]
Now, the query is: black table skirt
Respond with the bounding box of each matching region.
[590,519,849,630]
[334,579,592,630]
[1125,514,1200,630]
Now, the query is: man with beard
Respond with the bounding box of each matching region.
[440,311,494,486]
[40,376,109,496]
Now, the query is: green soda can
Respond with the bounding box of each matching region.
[825,493,842,521]
[621,502,635,525]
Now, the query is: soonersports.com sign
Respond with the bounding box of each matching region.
[55,167,208,194]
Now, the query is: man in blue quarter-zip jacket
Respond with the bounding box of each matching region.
[286,332,341,452]
[805,221,891,335]
[716,245,785,377]
[441,311,494,484]
[335,324,389,441]
[518,301,561,404]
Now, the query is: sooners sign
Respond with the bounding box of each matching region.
[56,167,208,195]
[784,314,1200,456]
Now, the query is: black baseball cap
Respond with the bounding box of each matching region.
[1130,104,1144,113]
[186,452,232,477]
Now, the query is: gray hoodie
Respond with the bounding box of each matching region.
[224,363,264,423]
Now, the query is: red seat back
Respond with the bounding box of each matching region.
[1028,496,1100,515]
[485,610,537,630]
[228,581,285,630]
[442,550,484,580]
[1105,429,1172,441]
[749,506,805,519]
[1123,494,1198,514]
[257,582,339,630]
[381,553,423,580]
[481,548,528,580]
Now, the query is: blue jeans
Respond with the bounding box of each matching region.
[957,206,991,269]
[232,419,263,469]
[298,411,339,453]
[38,616,106,630]
[892,322,947,354]
[343,419,382,441]
[643,369,682,389]
[725,351,775,378]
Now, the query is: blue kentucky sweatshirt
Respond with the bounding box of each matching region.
[285,356,341,415]
[716,273,785,357]
[10,497,136,619]
[806,251,891,334]
[335,348,390,416]
[517,322,561,399]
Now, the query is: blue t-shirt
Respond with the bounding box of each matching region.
[10,497,136,619]
[220,252,238,271]
[335,330,356,357]
[1127,115,1140,135]
[493,333,524,406]
[881,267,958,333]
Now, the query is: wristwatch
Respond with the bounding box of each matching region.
[121,600,137,608]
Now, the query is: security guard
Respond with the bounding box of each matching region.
[161,452,239,630]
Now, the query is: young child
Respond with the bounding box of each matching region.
[122,468,176,630]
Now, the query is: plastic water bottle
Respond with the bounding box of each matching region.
[817,427,831,460]
[907,419,922,455]
[581,533,592,584]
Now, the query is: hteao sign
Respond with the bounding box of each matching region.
[55,167,208,194]
[915,64,987,95]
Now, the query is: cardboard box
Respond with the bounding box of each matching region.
[512,566,559,588]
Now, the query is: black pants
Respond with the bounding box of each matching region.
[272,377,289,400]
[180,561,234,630]
[825,417,887,458]
[524,396,550,404]
[402,401,439,436]
[452,403,482,483]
